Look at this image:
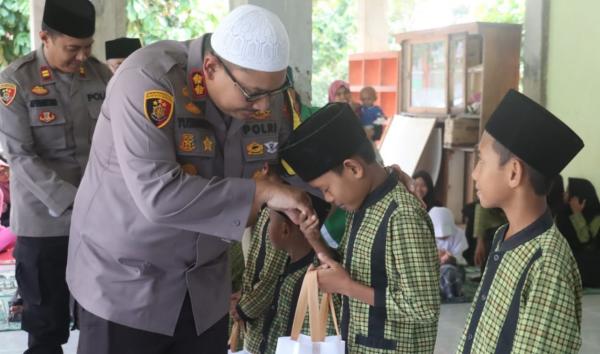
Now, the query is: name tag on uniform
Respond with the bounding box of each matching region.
[242,120,278,137]
[30,99,58,107]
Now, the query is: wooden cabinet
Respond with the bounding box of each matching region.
[363,23,521,220]
[401,23,521,214]
[396,22,522,138]
[348,51,401,117]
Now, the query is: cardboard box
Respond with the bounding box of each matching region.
[444,117,479,147]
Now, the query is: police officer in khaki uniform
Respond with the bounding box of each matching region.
[66,5,313,354]
[0,0,111,353]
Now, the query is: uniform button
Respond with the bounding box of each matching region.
[480,294,487,301]
[232,219,241,227]
[467,334,473,341]
[493,254,500,262]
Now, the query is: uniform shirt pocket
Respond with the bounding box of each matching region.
[241,135,279,163]
[175,127,216,158]
[29,99,67,150]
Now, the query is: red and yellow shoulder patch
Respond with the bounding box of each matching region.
[0,83,17,106]
[144,90,174,128]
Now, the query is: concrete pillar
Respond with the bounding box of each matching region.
[356,0,389,52]
[230,0,313,104]
[29,0,128,62]
[522,0,550,105]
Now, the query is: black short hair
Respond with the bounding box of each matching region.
[41,22,62,38]
[492,139,554,196]
[331,140,376,175]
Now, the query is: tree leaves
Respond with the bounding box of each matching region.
[126,0,227,45]
[0,0,31,69]
[312,0,357,107]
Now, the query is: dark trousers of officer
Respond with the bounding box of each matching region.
[77,294,228,354]
[14,236,71,354]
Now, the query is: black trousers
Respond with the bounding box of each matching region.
[14,236,70,354]
[77,295,228,354]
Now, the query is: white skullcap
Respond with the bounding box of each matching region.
[211,4,289,72]
[428,207,458,238]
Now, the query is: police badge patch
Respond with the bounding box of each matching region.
[144,90,174,128]
[0,83,17,106]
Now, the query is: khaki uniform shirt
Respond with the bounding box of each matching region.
[0,48,111,236]
[66,35,294,336]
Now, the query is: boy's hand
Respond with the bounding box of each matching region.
[229,291,241,321]
[299,212,321,242]
[315,253,352,295]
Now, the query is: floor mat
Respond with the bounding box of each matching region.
[0,263,19,332]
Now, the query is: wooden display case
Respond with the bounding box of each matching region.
[348,51,401,117]
[395,22,522,138]
[350,23,521,217]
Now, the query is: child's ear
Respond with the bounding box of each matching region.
[343,159,365,179]
[507,158,524,189]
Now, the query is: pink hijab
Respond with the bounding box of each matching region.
[328,80,350,103]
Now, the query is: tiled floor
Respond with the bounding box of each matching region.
[2,295,599,354]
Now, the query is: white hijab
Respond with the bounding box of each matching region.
[428,207,469,265]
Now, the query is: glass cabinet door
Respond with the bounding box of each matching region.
[449,34,467,113]
[410,40,447,109]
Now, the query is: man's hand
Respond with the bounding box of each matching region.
[388,164,427,209]
[253,179,314,225]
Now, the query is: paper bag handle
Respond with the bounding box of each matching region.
[290,270,340,341]
[229,321,241,351]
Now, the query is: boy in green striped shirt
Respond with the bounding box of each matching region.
[457,90,584,353]
[281,102,440,353]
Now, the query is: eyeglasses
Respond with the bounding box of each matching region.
[215,55,291,102]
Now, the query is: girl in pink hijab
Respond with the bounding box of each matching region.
[0,160,15,252]
[328,80,361,114]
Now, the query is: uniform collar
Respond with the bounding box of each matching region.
[284,250,315,275]
[35,46,89,84]
[497,209,554,252]
[359,170,398,210]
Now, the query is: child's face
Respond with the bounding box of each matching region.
[360,92,376,107]
[413,177,428,199]
[0,166,9,183]
[309,162,369,212]
[267,209,293,250]
[472,132,512,208]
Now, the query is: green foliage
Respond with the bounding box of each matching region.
[311,0,357,107]
[0,0,31,69]
[473,0,525,24]
[126,0,227,45]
